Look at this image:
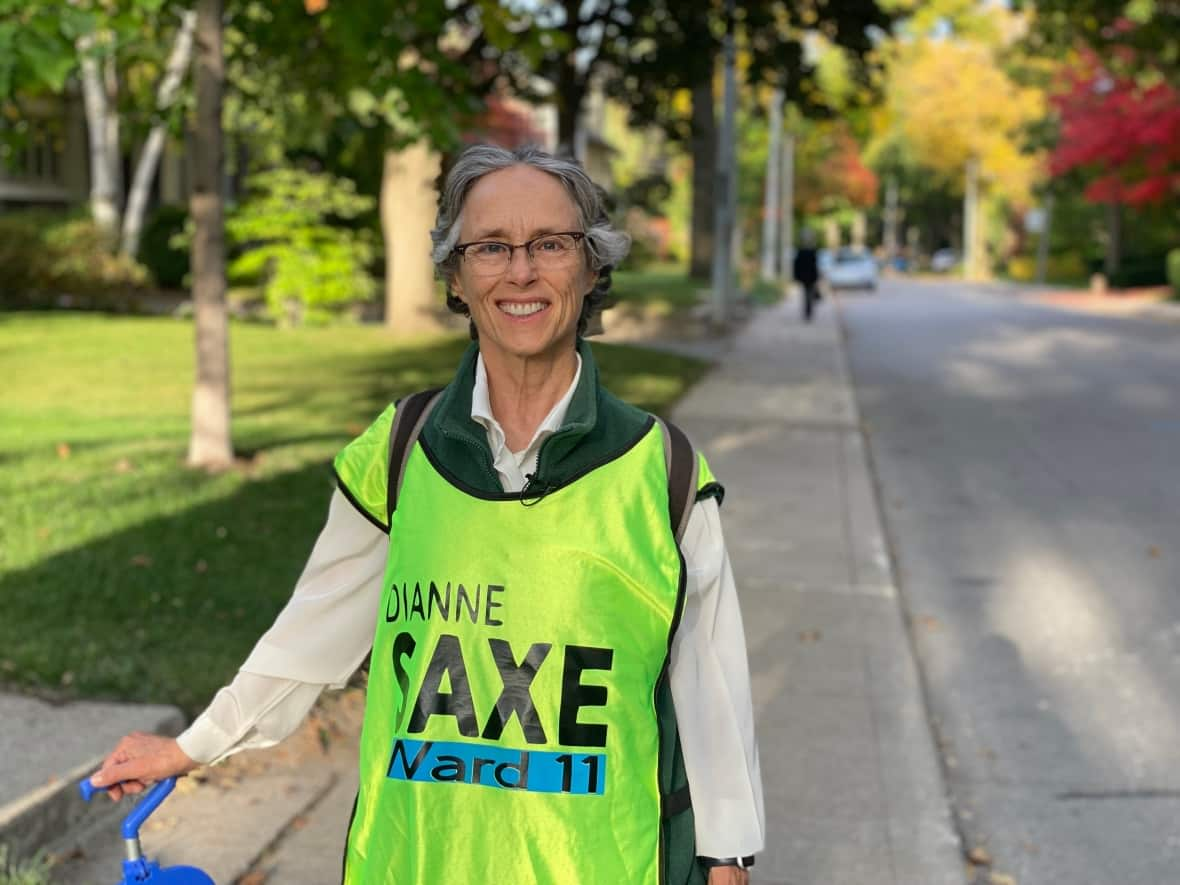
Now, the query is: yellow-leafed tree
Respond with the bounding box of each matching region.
[884,37,1045,276]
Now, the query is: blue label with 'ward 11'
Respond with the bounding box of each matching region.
[387,738,606,795]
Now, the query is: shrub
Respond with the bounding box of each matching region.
[224,167,378,325]
[1164,248,1180,298]
[0,210,149,309]
[0,214,44,297]
[138,204,190,289]
[1109,253,1170,289]
[1006,252,1088,284]
[42,217,150,293]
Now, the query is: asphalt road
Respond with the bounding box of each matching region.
[840,279,1180,884]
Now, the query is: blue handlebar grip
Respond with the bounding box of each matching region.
[78,778,101,802]
[120,777,177,840]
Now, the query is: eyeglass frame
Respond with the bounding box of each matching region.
[451,231,587,270]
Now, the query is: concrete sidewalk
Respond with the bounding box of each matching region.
[7,295,966,884]
[669,296,965,884]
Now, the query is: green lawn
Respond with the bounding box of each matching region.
[0,312,708,715]
[613,263,784,309]
[612,263,706,307]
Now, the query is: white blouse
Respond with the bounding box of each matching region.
[176,354,765,858]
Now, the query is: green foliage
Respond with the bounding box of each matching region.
[1102,253,1172,289]
[0,211,149,308]
[223,168,378,325]
[0,845,51,885]
[138,204,190,289]
[0,314,706,714]
[1168,248,1180,298]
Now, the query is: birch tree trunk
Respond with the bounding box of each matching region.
[104,55,122,213]
[76,34,119,243]
[187,0,233,469]
[121,9,197,258]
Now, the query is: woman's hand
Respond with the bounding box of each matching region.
[89,732,197,801]
[707,867,749,885]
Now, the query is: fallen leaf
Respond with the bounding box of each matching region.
[60,670,75,686]
[114,458,134,474]
[238,872,268,885]
[968,846,992,866]
[130,554,153,568]
[916,615,942,631]
[56,442,71,459]
[990,873,1017,885]
[798,629,822,643]
[194,559,208,574]
[290,815,309,830]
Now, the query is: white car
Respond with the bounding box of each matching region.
[826,249,878,290]
[930,248,958,272]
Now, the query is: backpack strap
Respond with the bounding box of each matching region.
[656,417,698,547]
[385,388,444,524]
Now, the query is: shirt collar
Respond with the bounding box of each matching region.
[471,351,584,456]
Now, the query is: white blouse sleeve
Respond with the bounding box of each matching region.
[668,497,766,858]
[176,489,387,765]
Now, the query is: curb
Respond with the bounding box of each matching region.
[832,292,972,881]
[0,704,185,863]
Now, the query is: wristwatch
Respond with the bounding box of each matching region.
[698,855,755,870]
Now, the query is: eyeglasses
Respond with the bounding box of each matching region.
[453,232,586,275]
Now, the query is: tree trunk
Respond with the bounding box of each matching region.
[689,76,716,280]
[709,0,737,323]
[760,88,783,281]
[1103,200,1122,279]
[883,176,899,263]
[555,0,585,156]
[104,54,122,214]
[1034,192,1054,285]
[76,34,119,244]
[779,132,794,275]
[121,8,197,257]
[963,156,981,278]
[187,0,233,470]
[382,142,449,336]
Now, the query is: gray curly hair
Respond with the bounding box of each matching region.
[430,143,631,338]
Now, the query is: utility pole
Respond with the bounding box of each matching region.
[760,89,784,281]
[710,0,737,325]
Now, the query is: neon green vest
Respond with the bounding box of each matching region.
[335,411,713,884]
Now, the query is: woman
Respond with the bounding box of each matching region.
[91,144,763,884]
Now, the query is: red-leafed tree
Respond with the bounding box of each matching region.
[1050,52,1180,207]
[795,122,879,215]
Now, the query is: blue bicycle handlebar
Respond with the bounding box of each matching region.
[79,776,178,839]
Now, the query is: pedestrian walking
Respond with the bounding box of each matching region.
[88,144,764,884]
[792,230,822,322]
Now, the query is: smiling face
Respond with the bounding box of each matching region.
[449,165,597,367]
